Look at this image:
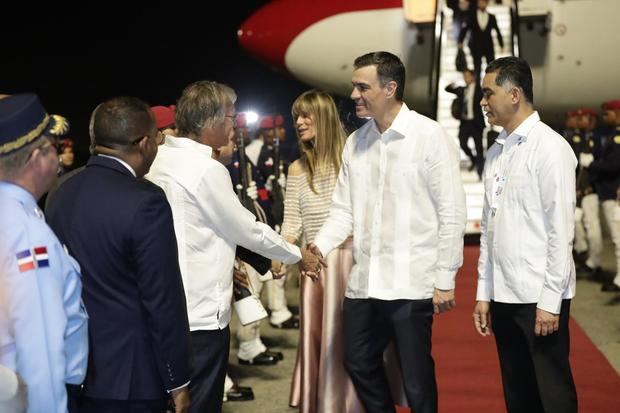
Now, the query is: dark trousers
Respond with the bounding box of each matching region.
[66,384,82,413]
[472,47,495,80]
[491,300,578,413]
[458,119,484,175]
[343,297,437,413]
[81,397,167,413]
[188,327,230,413]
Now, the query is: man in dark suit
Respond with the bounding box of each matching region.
[445,69,486,177]
[458,0,504,79]
[46,97,192,413]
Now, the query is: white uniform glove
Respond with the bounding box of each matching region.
[246,181,258,200]
[265,174,275,192]
[278,173,286,188]
[579,153,594,167]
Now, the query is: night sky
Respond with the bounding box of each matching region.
[1,1,325,163]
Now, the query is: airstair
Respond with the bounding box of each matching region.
[434,0,514,234]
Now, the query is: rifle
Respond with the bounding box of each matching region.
[235,129,256,213]
[270,133,285,225]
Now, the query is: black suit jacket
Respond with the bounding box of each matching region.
[458,11,503,55]
[445,82,486,130]
[46,156,191,400]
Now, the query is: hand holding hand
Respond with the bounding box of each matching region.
[433,288,456,314]
[299,243,327,282]
[473,301,492,336]
[534,308,559,336]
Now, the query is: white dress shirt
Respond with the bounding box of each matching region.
[476,112,577,314]
[477,10,489,31]
[314,103,466,300]
[145,136,301,331]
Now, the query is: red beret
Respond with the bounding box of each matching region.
[575,108,597,117]
[259,114,284,129]
[602,100,620,111]
[236,113,248,129]
[151,105,176,129]
[566,110,576,117]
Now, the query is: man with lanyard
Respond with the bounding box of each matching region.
[0,94,88,413]
[474,56,578,413]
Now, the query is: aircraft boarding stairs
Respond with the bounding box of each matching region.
[435,0,513,234]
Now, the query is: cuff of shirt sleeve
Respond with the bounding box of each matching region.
[476,279,492,302]
[168,381,190,393]
[434,270,456,290]
[537,288,562,314]
[313,239,330,260]
[282,245,302,265]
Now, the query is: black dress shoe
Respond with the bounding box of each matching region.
[264,350,284,361]
[225,385,254,402]
[601,283,620,292]
[238,351,279,366]
[270,316,300,329]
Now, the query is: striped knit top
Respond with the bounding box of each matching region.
[281,165,337,244]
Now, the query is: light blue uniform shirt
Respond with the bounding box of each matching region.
[0,181,88,413]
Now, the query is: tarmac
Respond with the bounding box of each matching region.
[223,238,620,413]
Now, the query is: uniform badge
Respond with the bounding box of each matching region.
[15,246,49,272]
[16,250,35,272]
[572,136,581,143]
[34,246,49,268]
[614,135,620,144]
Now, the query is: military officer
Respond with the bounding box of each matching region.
[574,108,604,279]
[593,100,620,292]
[0,94,88,413]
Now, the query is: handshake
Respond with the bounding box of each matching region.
[299,243,327,282]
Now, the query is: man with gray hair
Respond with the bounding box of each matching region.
[145,80,303,413]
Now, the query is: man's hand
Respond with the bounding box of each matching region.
[473,301,492,336]
[432,288,456,314]
[233,268,250,295]
[299,243,327,282]
[170,386,191,413]
[271,260,287,279]
[535,308,559,336]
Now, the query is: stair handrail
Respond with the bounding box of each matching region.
[429,0,444,120]
[510,0,522,56]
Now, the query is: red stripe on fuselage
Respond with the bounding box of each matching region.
[238,0,401,69]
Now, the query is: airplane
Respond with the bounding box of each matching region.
[237,0,620,124]
[237,0,620,234]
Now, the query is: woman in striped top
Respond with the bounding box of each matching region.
[283,90,364,413]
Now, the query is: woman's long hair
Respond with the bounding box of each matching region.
[291,90,346,193]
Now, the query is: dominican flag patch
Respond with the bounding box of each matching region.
[16,246,49,272]
[34,247,49,268]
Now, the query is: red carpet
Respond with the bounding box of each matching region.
[396,246,620,413]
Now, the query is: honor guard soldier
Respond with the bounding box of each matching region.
[0,94,88,413]
[246,114,300,329]
[593,100,620,292]
[574,108,604,278]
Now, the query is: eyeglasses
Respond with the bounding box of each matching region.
[224,114,237,126]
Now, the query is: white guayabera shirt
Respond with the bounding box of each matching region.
[314,103,467,300]
[477,112,578,314]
